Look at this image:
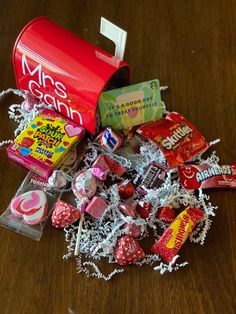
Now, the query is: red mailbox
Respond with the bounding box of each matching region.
[13,17,130,134]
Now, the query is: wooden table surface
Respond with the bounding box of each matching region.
[0,1,235,313]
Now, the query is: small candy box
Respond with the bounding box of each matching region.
[99,79,163,130]
[7,109,84,179]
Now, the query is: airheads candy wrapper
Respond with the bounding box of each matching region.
[7,109,85,179]
[137,112,209,168]
[99,79,163,130]
[179,164,236,189]
[151,207,204,262]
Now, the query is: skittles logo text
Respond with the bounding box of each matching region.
[21,54,83,125]
[159,125,193,150]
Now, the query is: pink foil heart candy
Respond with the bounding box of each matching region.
[22,91,38,112]
[85,196,108,219]
[119,202,137,218]
[123,223,142,238]
[51,200,81,228]
[114,236,145,265]
[10,190,48,225]
[91,154,110,180]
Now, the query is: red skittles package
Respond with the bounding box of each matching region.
[136,112,209,168]
[179,164,236,189]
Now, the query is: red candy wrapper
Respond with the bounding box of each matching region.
[151,207,204,262]
[137,112,209,168]
[114,236,145,265]
[179,164,236,189]
[103,155,126,177]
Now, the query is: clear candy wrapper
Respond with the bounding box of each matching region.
[0,172,63,240]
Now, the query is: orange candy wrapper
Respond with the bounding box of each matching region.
[151,207,204,262]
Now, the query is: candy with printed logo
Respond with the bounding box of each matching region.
[98,127,122,152]
[178,164,236,190]
[137,112,209,168]
[51,200,81,228]
[151,207,204,262]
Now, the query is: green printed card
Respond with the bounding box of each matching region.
[99,79,163,130]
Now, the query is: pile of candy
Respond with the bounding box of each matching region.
[0,82,235,281]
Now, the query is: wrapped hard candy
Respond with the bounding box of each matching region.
[48,170,68,189]
[123,223,142,238]
[72,170,97,199]
[119,202,137,218]
[22,91,38,112]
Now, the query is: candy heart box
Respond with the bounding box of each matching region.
[7,109,84,179]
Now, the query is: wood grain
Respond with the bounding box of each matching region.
[0,1,235,313]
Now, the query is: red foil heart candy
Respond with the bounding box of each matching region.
[123,223,142,238]
[157,206,176,223]
[51,200,81,228]
[114,236,145,265]
[119,202,137,218]
[118,180,135,199]
[137,201,152,219]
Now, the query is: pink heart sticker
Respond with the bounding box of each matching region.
[65,124,83,138]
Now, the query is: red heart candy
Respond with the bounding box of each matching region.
[119,202,137,218]
[114,236,145,265]
[51,200,80,228]
[123,223,142,238]
[118,181,135,199]
[63,141,69,146]
[157,206,175,223]
[137,201,152,219]
[37,121,43,126]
